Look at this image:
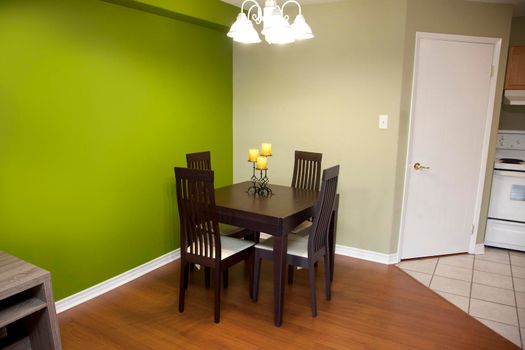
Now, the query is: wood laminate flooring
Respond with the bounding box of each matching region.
[59,256,517,349]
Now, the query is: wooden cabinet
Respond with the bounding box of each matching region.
[505,46,525,89]
[0,252,62,350]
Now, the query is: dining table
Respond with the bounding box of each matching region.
[214,181,339,327]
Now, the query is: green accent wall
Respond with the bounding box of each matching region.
[0,0,233,299]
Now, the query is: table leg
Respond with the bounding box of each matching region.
[273,233,288,327]
[329,194,340,283]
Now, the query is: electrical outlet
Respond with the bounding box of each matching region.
[379,114,388,129]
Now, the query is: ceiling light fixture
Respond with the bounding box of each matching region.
[227,0,314,45]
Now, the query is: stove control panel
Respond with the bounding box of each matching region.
[498,132,525,151]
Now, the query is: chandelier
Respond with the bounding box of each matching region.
[227,0,314,45]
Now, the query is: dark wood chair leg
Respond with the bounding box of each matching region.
[205,267,211,288]
[214,266,221,323]
[288,265,294,285]
[247,250,254,299]
[324,254,331,301]
[330,194,339,283]
[308,264,317,318]
[179,260,187,313]
[223,269,229,289]
[254,231,260,243]
[252,251,262,302]
[184,262,190,290]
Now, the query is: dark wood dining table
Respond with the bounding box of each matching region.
[214,181,339,327]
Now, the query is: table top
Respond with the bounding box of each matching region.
[215,182,319,235]
[0,252,49,300]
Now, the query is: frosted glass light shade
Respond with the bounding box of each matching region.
[292,14,314,40]
[228,13,261,44]
[264,16,295,45]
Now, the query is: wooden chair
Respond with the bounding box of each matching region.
[252,165,340,317]
[291,151,323,235]
[186,151,211,170]
[175,167,255,323]
[186,151,257,288]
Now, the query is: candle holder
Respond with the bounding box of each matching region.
[247,161,259,195]
[246,162,272,197]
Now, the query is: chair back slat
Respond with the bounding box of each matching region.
[308,165,339,256]
[175,167,220,262]
[291,151,322,191]
[186,151,212,170]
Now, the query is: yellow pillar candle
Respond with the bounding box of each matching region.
[256,156,268,170]
[261,143,272,156]
[248,149,259,162]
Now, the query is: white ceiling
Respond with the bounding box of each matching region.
[221,0,525,16]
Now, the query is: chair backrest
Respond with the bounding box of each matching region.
[308,165,339,258]
[186,151,212,170]
[174,167,220,262]
[291,151,323,191]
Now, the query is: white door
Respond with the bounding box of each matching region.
[400,33,500,259]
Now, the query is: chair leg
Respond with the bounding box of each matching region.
[205,267,211,289]
[184,262,189,290]
[252,251,262,302]
[247,249,254,299]
[179,260,187,313]
[288,265,294,285]
[223,269,229,289]
[308,264,317,317]
[254,231,260,244]
[214,267,221,323]
[324,254,331,301]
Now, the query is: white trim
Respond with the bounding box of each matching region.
[474,243,485,255]
[397,32,501,259]
[55,249,180,313]
[335,244,398,265]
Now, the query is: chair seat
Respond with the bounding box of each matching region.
[290,220,312,236]
[219,223,247,236]
[255,234,308,258]
[187,236,254,260]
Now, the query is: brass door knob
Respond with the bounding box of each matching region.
[414,162,430,170]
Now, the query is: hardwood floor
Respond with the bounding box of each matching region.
[59,256,518,349]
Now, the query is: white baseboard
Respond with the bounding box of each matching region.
[474,243,485,255]
[335,244,398,265]
[55,249,180,313]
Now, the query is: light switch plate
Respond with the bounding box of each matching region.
[379,114,388,129]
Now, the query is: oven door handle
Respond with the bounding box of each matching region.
[494,170,525,178]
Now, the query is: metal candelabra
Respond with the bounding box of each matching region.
[247,162,272,197]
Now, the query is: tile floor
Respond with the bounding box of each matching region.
[397,247,525,348]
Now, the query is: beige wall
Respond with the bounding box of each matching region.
[234,0,407,254]
[499,16,525,131]
[233,0,512,254]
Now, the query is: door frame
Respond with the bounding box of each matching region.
[396,32,502,261]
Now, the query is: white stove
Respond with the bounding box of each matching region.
[485,130,525,251]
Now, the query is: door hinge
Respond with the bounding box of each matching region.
[490,65,495,78]
[472,224,476,235]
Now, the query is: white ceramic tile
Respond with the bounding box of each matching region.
[477,249,510,264]
[397,258,437,274]
[512,265,525,279]
[511,254,525,268]
[430,275,471,297]
[516,292,525,309]
[476,318,521,347]
[434,263,472,282]
[469,299,518,326]
[473,270,513,290]
[474,259,512,276]
[438,254,474,269]
[403,269,432,287]
[436,291,469,312]
[515,277,525,292]
[471,283,516,307]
